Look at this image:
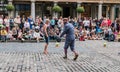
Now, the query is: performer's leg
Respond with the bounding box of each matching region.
[63,41,69,59]
[71,49,78,61]
[63,48,67,59]
[70,40,78,60]
[44,36,49,54]
[44,43,48,54]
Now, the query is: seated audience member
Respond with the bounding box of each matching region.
[108,26,115,41]
[80,28,86,41]
[18,29,23,40]
[7,31,13,40]
[103,27,109,40]
[23,19,30,33]
[12,27,18,40]
[89,28,97,40]
[55,27,60,36]
[74,28,79,39]
[33,26,43,42]
[114,30,118,40]
[0,27,7,41]
[96,27,103,40]
[101,18,108,29]
[49,28,56,40]
[96,34,102,40]
[28,30,34,40]
[22,32,29,40]
[24,19,30,29]
[117,31,120,42]
[91,34,97,40]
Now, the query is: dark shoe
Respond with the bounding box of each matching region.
[118,52,120,55]
[63,56,67,59]
[73,54,78,61]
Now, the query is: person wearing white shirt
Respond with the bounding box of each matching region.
[4,16,10,32]
[33,27,42,42]
[24,19,30,29]
[4,17,10,27]
[83,17,90,30]
[108,27,113,35]
[58,17,63,32]
[14,15,21,29]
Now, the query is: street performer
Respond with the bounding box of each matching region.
[60,18,78,60]
[43,19,50,54]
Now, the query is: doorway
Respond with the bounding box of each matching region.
[63,7,70,17]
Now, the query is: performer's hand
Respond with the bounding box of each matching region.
[46,35,48,37]
[59,34,61,38]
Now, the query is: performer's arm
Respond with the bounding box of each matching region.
[43,25,48,37]
[60,26,68,37]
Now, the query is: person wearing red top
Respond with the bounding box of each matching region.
[101,18,108,27]
[107,18,111,27]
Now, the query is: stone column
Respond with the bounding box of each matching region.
[53,2,58,17]
[106,6,109,18]
[15,11,18,17]
[91,5,96,19]
[106,6,110,18]
[73,8,76,18]
[8,0,12,4]
[8,0,14,17]
[98,3,102,20]
[94,6,97,19]
[110,5,115,22]
[119,7,120,18]
[77,2,81,18]
[31,0,35,21]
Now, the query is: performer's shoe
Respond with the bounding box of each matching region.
[73,54,78,61]
[63,56,67,59]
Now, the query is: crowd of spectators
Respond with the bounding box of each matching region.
[0,15,120,42]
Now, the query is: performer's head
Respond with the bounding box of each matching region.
[63,18,68,24]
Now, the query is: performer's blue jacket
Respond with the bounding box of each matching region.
[60,22,75,41]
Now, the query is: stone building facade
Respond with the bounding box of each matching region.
[1,0,120,22]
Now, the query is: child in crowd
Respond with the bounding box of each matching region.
[7,31,13,40]
[33,26,43,42]
[0,27,7,42]
[12,27,18,40]
[28,30,34,40]
[80,28,86,41]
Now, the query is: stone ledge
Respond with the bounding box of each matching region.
[0,39,79,43]
[0,40,63,43]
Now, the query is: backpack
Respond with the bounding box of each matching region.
[111,23,114,27]
[55,36,61,42]
[109,34,115,41]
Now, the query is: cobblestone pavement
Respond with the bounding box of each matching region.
[0,40,120,72]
